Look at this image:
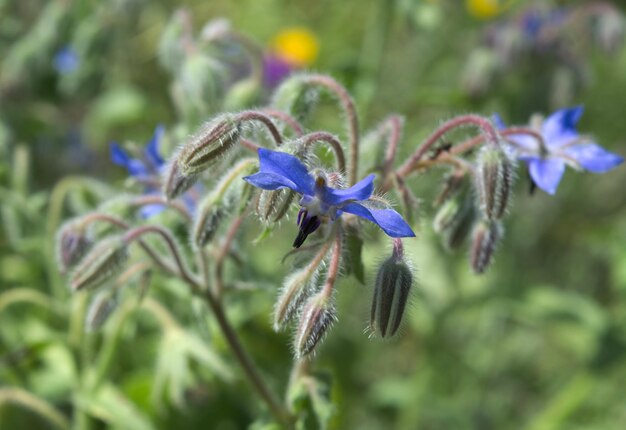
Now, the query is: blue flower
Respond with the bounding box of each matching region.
[110,126,169,218]
[54,47,79,75]
[495,106,623,195]
[243,148,415,247]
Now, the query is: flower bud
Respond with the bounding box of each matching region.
[223,78,261,111]
[85,291,118,332]
[433,191,476,250]
[177,114,241,175]
[469,219,503,274]
[370,241,413,338]
[475,145,514,220]
[192,193,224,248]
[163,158,199,201]
[294,292,336,358]
[56,220,92,274]
[256,188,296,223]
[273,264,321,331]
[271,75,318,123]
[70,237,128,291]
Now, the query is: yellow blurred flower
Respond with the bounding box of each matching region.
[271,27,319,67]
[466,0,509,19]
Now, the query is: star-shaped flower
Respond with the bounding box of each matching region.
[496,106,623,194]
[243,148,415,247]
[110,125,194,218]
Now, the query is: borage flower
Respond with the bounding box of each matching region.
[111,125,200,217]
[496,106,623,194]
[243,148,415,247]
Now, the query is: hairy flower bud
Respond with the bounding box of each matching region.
[475,145,514,220]
[56,220,92,274]
[370,240,413,338]
[294,292,336,358]
[177,115,241,175]
[163,159,199,201]
[274,263,323,331]
[256,188,296,223]
[271,75,318,123]
[85,291,118,332]
[469,219,503,274]
[433,190,476,250]
[192,194,224,248]
[70,237,128,291]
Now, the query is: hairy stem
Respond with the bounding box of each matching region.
[300,131,347,172]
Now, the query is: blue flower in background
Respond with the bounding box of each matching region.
[243,148,415,247]
[495,106,623,195]
[54,47,79,74]
[110,125,167,218]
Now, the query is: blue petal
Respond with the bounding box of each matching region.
[493,113,537,151]
[564,143,624,173]
[110,143,148,177]
[542,106,583,148]
[492,113,506,130]
[243,172,299,191]
[526,157,566,195]
[140,204,166,219]
[341,202,415,238]
[256,148,314,195]
[145,125,165,169]
[323,174,375,206]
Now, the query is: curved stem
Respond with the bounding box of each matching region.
[214,213,246,299]
[300,74,360,184]
[78,213,176,276]
[381,115,404,178]
[321,228,342,298]
[396,114,499,179]
[0,388,70,430]
[235,110,283,146]
[122,225,197,288]
[262,108,304,136]
[300,131,347,172]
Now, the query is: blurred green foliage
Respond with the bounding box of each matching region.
[1,0,626,429]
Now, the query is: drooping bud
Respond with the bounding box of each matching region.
[192,193,224,248]
[273,260,325,331]
[177,114,241,175]
[475,145,514,220]
[271,75,319,123]
[370,239,413,338]
[163,158,199,201]
[56,220,92,274]
[294,292,336,358]
[257,188,296,223]
[469,219,503,274]
[433,189,476,250]
[85,291,119,332]
[70,237,128,291]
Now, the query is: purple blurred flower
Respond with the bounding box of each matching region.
[496,106,623,194]
[54,47,79,74]
[243,148,415,247]
[262,54,294,88]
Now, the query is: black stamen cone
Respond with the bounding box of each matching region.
[293,211,321,248]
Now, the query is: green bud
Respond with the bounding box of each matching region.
[192,193,224,248]
[274,264,322,331]
[85,291,118,332]
[163,158,199,201]
[56,220,92,275]
[475,145,514,220]
[294,293,336,358]
[257,188,296,223]
[271,75,319,123]
[370,242,413,338]
[433,188,476,250]
[469,219,503,274]
[70,237,128,291]
[177,114,241,175]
